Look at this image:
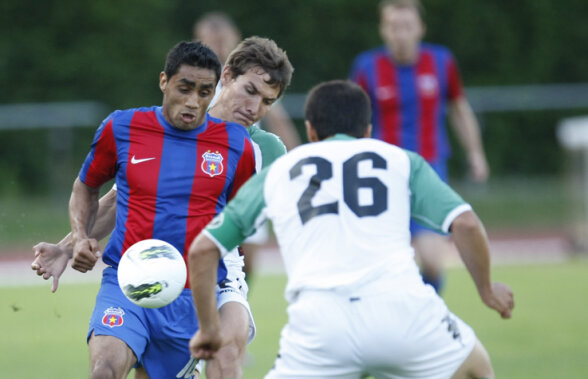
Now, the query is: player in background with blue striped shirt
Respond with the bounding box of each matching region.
[350,0,489,293]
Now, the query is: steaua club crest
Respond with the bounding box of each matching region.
[102,307,125,328]
[201,150,224,177]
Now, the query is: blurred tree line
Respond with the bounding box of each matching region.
[1,0,588,195]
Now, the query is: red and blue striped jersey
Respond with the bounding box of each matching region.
[79,106,255,286]
[350,43,464,163]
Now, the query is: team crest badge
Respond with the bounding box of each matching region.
[101,307,125,328]
[417,74,439,97]
[201,150,224,177]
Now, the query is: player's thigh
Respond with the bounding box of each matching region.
[89,332,136,377]
[451,339,494,379]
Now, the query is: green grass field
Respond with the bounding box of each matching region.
[1,261,587,378]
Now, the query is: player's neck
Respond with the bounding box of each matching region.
[209,103,229,122]
[387,44,419,65]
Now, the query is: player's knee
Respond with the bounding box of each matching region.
[215,343,244,377]
[89,359,120,379]
[452,339,494,379]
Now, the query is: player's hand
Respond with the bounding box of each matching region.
[189,327,224,360]
[481,282,514,319]
[31,242,70,293]
[468,151,489,183]
[72,238,101,273]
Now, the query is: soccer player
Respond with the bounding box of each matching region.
[350,0,489,293]
[33,37,292,378]
[194,11,301,287]
[32,36,293,379]
[187,80,514,379]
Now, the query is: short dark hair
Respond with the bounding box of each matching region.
[304,80,372,140]
[225,36,294,98]
[164,41,222,82]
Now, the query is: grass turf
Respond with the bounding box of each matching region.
[1,260,587,378]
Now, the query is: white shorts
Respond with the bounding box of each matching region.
[217,256,256,344]
[265,286,476,379]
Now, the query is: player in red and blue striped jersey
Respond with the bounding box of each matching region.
[33,37,294,379]
[79,107,253,284]
[350,0,489,294]
[66,41,259,379]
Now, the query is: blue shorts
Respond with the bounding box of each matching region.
[410,160,448,237]
[88,266,198,378]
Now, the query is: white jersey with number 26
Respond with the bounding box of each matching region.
[204,134,471,302]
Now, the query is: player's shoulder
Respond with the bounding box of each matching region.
[352,46,388,67]
[248,125,287,153]
[421,42,455,59]
[102,106,159,129]
[208,114,251,138]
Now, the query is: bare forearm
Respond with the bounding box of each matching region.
[59,187,117,257]
[449,98,484,156]
[69,178,100,243]
[451,211,492,296]
[189,234,222,332]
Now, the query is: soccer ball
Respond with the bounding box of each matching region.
[117,239,187,308]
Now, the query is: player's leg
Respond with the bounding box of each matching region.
[88,267,149,379]
[450,339,494,379]
[205,301,250,379]
[206,261,255,379]
[89,333,136,379]
[265,291,362,378]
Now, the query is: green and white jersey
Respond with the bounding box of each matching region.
[248,124,287,172]
[204,134,471,301]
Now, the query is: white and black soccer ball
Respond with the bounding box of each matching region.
[117,239,187,308]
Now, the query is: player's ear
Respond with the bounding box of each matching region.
[159,72,168,93]
[364,124,373,138]
[220,66,232,86]
[305,120,319,143]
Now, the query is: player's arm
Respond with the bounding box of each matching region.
[32,186,117,291]
[450,210,514,319]
[448,96,489,183]
[262,103,300,151]
[188,168,269,358]
[69,178,102,273]
[408,152,513,318]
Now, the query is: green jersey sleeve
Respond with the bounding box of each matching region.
[248,125,287,169]
[204,167,270,255]
[407,151,471,234]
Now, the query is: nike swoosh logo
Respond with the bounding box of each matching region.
[131,156,156,164]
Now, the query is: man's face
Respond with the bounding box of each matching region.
[195,25,240,64]
[217,66,280,127]
[379,5,425,62]
[159,64,217,130]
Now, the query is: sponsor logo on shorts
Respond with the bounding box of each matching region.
[441,314,463,345]
[102,307,125,328]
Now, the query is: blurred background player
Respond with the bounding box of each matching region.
[186,80,514,378]
[194,11,301,286]
[350,0,489,293]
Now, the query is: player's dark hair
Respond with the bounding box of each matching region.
[379,0,425,20]
[305,80,372,140]
[225,36,294,98]
[164,41,221,83]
